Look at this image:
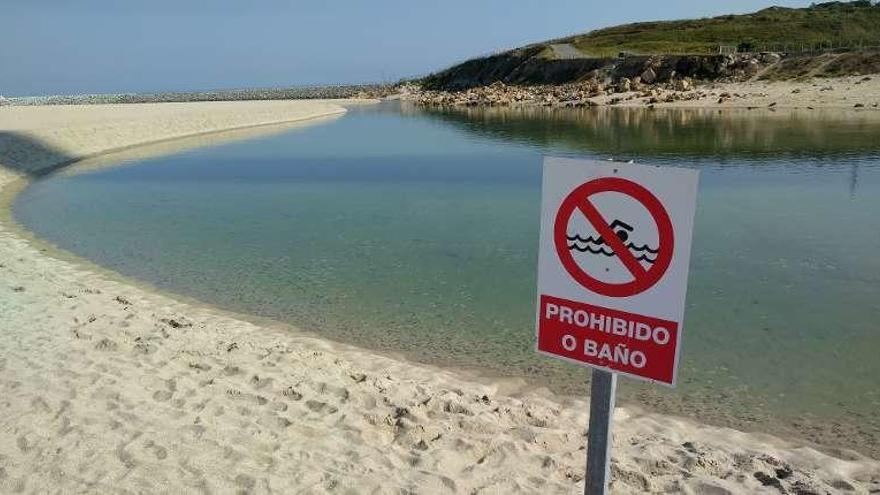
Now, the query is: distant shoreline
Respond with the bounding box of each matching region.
[0,84,393,106]
[8,72,878,112]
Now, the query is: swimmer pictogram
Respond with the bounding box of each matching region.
[553,177,674,298]
[565,219,659,264]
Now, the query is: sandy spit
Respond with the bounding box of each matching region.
[0,101,877,494]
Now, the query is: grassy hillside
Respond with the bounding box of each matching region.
[420,1,880,89]
[557,1,880,57]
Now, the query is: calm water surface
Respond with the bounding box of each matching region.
[14,103,880,456]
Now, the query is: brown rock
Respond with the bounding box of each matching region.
[672,78,692,92]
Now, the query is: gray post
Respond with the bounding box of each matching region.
[585,369,618,495]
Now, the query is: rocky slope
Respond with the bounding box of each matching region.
[421,51,790,91]
[408,51,880,109]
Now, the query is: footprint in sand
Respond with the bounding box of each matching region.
[94,338,118,351]
[153,445,168,460]
[234,474,256,493]
[249,375,274,390]
[222,365,241,376]
[143,439,168,460]
[305,400,338,414]
[281,386,302,401]
[188,362,211,372]
[30,396,51,414]
[153,390,173,402]
[225,388,268,406]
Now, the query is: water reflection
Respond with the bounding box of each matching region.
[402,102,880,159]
[851,163,860,198]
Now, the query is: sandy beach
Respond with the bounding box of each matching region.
[1,100,878,493]
[602,76,880,109]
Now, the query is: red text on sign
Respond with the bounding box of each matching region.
[537,295,679,384]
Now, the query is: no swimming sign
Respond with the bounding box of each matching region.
[536,157,699,386]
[536,157,699,493]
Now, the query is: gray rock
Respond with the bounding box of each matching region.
[672,78,693,92]
[745,59,761,75]
[761,52,782,64]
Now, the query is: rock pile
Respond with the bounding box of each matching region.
[409,51,786,108]
[401,53,796,107]
[405,76,702,108]
[621,53,776,84]
[407,81,603,107]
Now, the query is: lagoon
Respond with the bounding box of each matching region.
[14,102,880,456]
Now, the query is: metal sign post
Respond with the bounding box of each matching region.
[585,369,617,495]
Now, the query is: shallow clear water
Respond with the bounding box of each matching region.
[14,103,880,456]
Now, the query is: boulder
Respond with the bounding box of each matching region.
[760,52,782,64]
[630,76,643,92]
[640,68,657,84]
[744,59,761,75]
[672,78,692,92]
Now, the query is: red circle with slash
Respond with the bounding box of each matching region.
[554,177,674,297]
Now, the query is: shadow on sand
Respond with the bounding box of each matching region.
[0,131,80,177]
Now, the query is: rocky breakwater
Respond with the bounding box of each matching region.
[2,84,395,106]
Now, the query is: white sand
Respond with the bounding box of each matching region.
[0,101,878,494]
[604,75,880,109]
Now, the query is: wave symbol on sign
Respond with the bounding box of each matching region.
[566,219,659,264]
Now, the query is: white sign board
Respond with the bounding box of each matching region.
[536,157,699,385]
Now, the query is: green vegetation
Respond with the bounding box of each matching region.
[549,1,880,56]
[421,1,880,89]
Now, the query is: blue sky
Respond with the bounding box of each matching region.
[1,0,810,96]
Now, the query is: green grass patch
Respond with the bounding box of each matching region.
[557,1,880,55]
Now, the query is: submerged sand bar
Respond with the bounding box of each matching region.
[0,101,877,493]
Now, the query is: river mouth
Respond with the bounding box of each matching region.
[12,102,880,458]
